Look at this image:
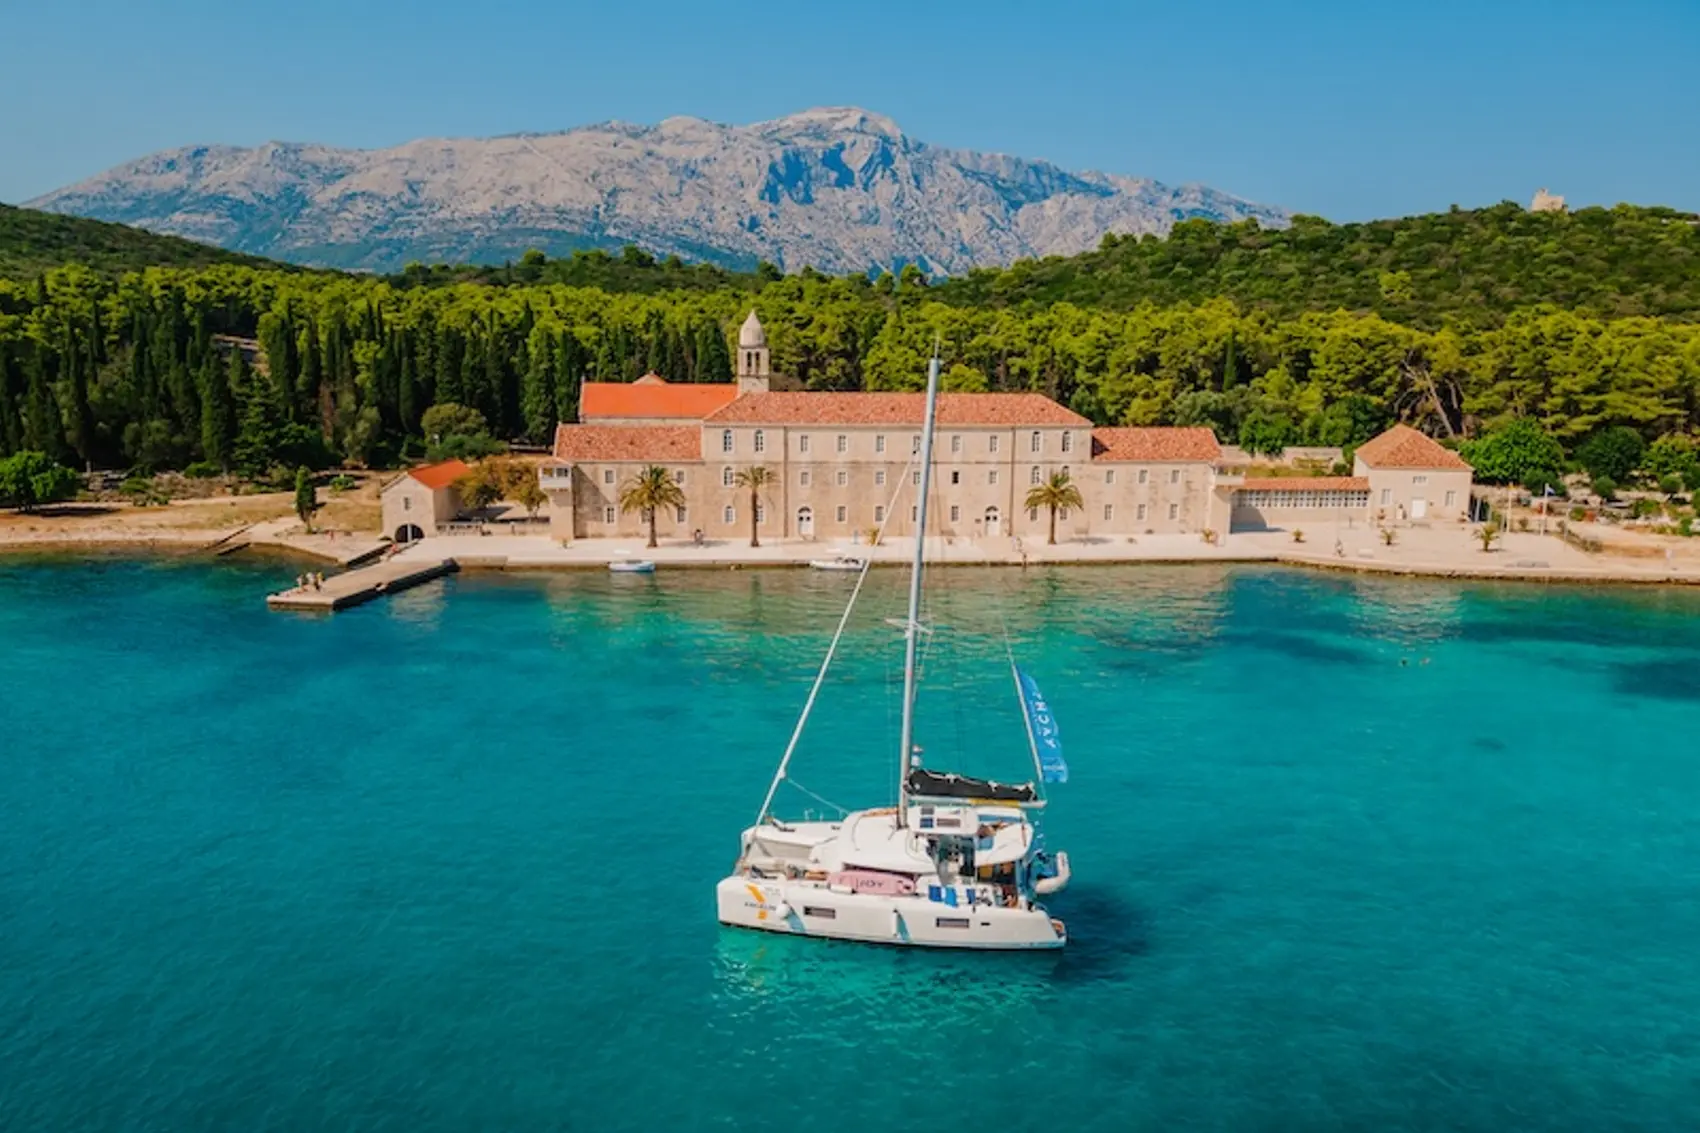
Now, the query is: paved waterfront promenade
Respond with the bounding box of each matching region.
[388,523,1700,585]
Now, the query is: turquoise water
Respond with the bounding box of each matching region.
[3,557,1700,1131]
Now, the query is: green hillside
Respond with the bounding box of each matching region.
[936,203,1700,327]
[0,203,281,276]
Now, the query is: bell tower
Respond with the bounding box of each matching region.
[736,310,770,393]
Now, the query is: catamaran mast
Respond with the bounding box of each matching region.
[896,353,943,830]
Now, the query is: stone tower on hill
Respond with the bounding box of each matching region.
[737,311,771,394]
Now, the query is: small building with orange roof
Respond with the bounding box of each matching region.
[380,458,470,543]
[1352,424,1473,524]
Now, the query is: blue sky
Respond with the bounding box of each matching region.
[1,0,1695,219]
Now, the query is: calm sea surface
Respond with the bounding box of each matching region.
[2,556,1700,1131]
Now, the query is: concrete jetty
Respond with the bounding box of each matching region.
[266,556,457,612]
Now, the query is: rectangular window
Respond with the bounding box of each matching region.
[949,504,961,522]
[1170,469,1180,484]
[803,906,837,919]
[674,470,686,485]
[1380,488,1391,505]
[603,469,614,485]
[402,497,411,511]
[936,917,971,929]
[875,470,886,486]
[603,507,615,523]
[755,505,765,523]
[950,470,961,485]
[1138,469,1148,484]
[912,470,921,486]
[721,429,733,454]
[950,435,962,454]
[1028,507,1038,521]
[1059,508,1070,520]
[1105,469,1115,484]
[1137,504,1147,521]
[836,505,847,522]
[722,467,734,487]
[911,435,921,454]
[1030,431,1041,453]
[988,470,999,486]
[676,506,687,523]
[875,435,886,454]
[875,505,885,522]
[1030,467,1041,485]
[1445,490,1457,507]
[753,429,765,454]
[1413,474,1428,485]
[800,470,811,487]
[723,505,735,524]
[836,434,848,453]
[1104,504,1113,521]
[799,434,811,454]
[910,505,918,522]
[1169,503,1179,520]
[1061,432,1073,454]
[836,470,848,487]
[989,435,1000,454]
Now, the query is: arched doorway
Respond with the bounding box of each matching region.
[394,523,425,544]
[797,506,814,538]
[984,506,1001,538]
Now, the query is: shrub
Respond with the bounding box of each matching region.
[1291,529,1306,543]
[1681,516,1695,538]
[1569,506,1587,521]
[1461,418,1565,486]
[0,452,82,511]
[1591,475,1618,501]
[1576,427,1646,483]
[1630,498,1663,519]
[328,474,356,494]
[182,460,224,480]
[1380,528,1396,546]
[1659,474,1684,497]
[1643,435,1697,482]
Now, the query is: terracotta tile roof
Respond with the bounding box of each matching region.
[1354,424,1471,470]
[702,392,1090,427]
[550,424,702,463]
[580,378,740,421]
[1090,427,1221,462]
[407,459,471,490]
[1240,477,1369,492]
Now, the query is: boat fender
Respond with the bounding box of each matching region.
[772,902,792,921]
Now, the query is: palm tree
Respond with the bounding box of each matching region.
[1024,470,1083,546]
[733,465,773,547]
[618,464,686,548]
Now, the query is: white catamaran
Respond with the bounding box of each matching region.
[715,355,1072,950]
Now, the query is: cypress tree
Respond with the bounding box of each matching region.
[435,325,465,406]
[0,347,23,456]
[64,326,96,468]
[199,352,237,470]
[555,333,584,424]
[23,343,70,462]
[231,350,281,475]
[695,321,732,384]
[298,321,322,425]
[520,329,557,443]
[398,332,421,435]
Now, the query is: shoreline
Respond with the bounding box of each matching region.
[6,529,1698,589]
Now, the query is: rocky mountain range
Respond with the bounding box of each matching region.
[26,107,1288,275]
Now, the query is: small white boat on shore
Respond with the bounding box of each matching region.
[608,559,656,574]
[809,555,866,572]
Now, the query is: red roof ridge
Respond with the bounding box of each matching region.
[1354,424,1471,470]
[702,391,1090,427]
[407,459,471,490]
[1090,426,1222,463]
[550,424,702,463]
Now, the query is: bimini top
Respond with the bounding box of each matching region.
[907,768,1038,805]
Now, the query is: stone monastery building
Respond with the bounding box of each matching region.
[540,312,1473,543]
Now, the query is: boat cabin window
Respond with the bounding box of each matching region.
[936,917,971,929]
[803,906,837,919]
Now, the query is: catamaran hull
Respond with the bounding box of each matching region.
[716,876,1066,950]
